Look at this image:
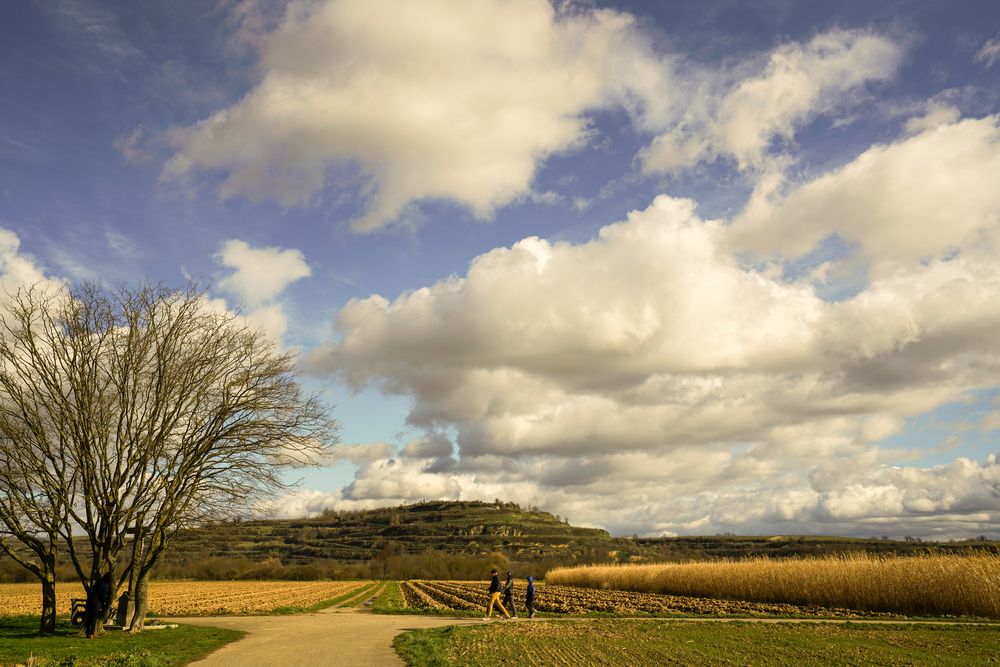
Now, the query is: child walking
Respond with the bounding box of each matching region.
[525,575,536,618]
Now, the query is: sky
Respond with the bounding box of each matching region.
[3,0,1000,539]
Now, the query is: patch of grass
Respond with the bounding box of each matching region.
[393,625,451,667]
[0,616,243,667]
[396,619,1000,666]
[269,580,381,614]
[371,581,405,613]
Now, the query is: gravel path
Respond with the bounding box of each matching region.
[171,608,481,667]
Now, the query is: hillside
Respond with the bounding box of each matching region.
[162,500,613,567]
[161,501,999,569]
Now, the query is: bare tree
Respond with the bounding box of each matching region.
[0,283,336,634]
[0,287,87,634]
[0,425,72,635]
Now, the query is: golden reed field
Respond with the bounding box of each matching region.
[547,553,1000,618]
[0,580,369,617]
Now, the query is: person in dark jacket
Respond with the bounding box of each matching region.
[483,567,510,621]
[84,572,112,638]
[525,575,536,618]
[501,571,517,618]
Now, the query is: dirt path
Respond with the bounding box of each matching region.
[172,608,480,667]
[171,610,1000,666]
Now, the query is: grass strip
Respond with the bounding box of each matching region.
[0,616,243,667]
[396,618,1000,666]
[371,581,405,613]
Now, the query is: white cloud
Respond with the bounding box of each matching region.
[214,239,311,345]
[241,303,289,344]
[640,29,903,174]
[902,102,961,135]
[859,415,903,443]
[0,229,55,294]
[217,239,310,306]
[263,449,1000,538]
[400,433,453,459]
[305,140,1000,536]
[167,0,667,231]
[974,35,1000,68]
[342,457,462,501]
[168,7,905,232]
[259,487,341,518]
[729,115,1000,268]
[339,441,397,464]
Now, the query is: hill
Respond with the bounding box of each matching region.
[152,500,613,578]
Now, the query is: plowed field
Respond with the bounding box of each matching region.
[400,580,899,618]
[0,580,370,616]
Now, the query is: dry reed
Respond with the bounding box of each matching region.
[546,553,1000,618]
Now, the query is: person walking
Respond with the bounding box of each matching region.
[525,575,536,618]
[501,571,517,618]
[483,567,510,621]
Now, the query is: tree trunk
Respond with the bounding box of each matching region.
[127,571,149,633]
[39,566,56,636]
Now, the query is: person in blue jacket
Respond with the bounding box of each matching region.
[525,575,536,618]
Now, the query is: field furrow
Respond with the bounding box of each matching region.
[399,580,898,618]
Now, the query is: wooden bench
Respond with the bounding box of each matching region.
[70,598,87,625]
[70,597,118,625]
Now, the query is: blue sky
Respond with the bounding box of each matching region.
[3,0,1000,538]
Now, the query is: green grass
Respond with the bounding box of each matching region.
[0,616,243,667]
[371,581,405,613]
[395,619,1000,666]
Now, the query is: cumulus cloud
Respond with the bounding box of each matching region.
[339,441,396,464]
[304,124,1000,535]
[902,102,961,135]
[729,115,1000,268]
[400,433,453,459]
[640,29,903,174]
[342,457,463,501]
[214,239,310,344]
[217,239,310,306]
[167,0,670,231]
[0,229,55,294]
[263,448,1000,537]
[169,0,903,232]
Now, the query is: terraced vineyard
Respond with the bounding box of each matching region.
[0,580,373,617]
[399,580,899,618]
